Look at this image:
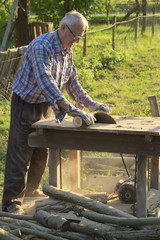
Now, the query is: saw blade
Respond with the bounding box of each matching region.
[94,111,116,124]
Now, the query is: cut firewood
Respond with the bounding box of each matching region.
[35,210,70,232]
[43,183,136,219]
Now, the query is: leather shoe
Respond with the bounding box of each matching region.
[6,204,24,214]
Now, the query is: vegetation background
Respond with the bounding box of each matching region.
[0,0,160,201]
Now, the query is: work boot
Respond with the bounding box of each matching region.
[25,189,45,198]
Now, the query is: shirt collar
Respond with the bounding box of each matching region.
[54,29,71,56]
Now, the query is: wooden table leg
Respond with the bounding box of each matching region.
[70,150,81,191]
[136,154,147,218]
[48,148,61,188]
[150,156,160,190]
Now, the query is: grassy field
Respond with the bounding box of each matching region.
[1,20,160,201]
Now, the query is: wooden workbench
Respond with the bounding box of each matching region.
[28,115,160,218]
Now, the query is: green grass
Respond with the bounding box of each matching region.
[1,20,160,201]
[72,22,160,117]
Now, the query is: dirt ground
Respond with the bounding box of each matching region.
[0,194,134,216]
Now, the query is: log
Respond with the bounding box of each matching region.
[0,219,92,240]
[110,229,160,240]
[35,210,70,232]
[70,222,116,239]
[18,226,92,240]
[0,211,34,220]
[71,221,160,240]
[8,227,68,240]
[0,228,21,240]
[84,192,108,203]
[35,198,62,208]
[81,210,160,227]
[35,198,68,212]
[43,183,135,219]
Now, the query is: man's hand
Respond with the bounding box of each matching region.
[57,99,96,125]
[68,110,96,126]
[88,102,112,113]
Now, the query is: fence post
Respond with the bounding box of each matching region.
[112,16,116,50]
[83,32,87,57]
[148,95,160,190]
[135,12,139,41]
[152,8,155,37]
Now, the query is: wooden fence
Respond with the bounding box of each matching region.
[0,21,54,100]
[0,46,27,99]
[28,21,54,42]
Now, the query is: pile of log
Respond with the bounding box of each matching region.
[1,183,160,240]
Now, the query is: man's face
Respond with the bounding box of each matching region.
[61,23,85,50]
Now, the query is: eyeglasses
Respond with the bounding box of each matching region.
[66,24,84,41]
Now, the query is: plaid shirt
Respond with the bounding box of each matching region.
[11,30,95,121]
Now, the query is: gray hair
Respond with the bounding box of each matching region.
[59,10,88,30]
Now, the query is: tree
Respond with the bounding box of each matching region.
[30,0,104,28]
[14,0,30,47]
[106,0,111,25]
[141,0,147,33]
[121,0,140,21]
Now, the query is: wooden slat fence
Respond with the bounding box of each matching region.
[0,21,54,100]
[28,21,54,42]
[0,46,27,100]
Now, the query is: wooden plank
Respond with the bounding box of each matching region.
[0,51,8,80]
[48,148,61,188]
[31,116,160,136]
[148,95,159,117]
[70,150,81,190]
[150,157,160,190]
[136,154,147,217]
[47,22,54,32]
[148,95,160,190]
[28,130,160,156]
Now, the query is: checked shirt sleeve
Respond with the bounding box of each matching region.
[64,65,96,109]
[30,44,66,121]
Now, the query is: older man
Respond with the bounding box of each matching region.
[2,10,111,213]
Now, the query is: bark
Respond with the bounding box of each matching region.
[70,222,116,239]
[0,219,92,240]
[14,0,30,47]
[0,212,34,221]
[81,210,160,227]
[43,183,136,219]
[35,210,70,232]
[106,0,111,25]
[110,229,160,240]
[141,0,147,33]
